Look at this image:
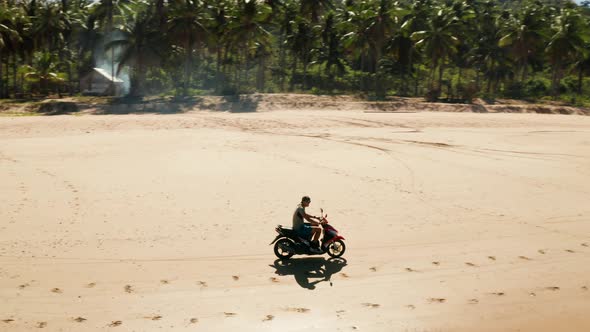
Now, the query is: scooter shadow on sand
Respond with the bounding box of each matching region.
[269,257,348,290]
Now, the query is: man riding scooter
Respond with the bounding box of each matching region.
[293,196,323,253]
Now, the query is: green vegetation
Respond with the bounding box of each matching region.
[0,0,589,104]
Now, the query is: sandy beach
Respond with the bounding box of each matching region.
[1,108,589,331]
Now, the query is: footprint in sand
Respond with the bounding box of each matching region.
[465,262,477,267]
[224,312,237,317]
[406,305,416,310]
[432,261,440,266]
[340,273,350,278]
[285,307,310,313]
[108,320,122,327]
[369,267,377,272]
[36,322,47,328]
[51,288,62,294]
[565,249,575,253]
[73,317,87,323]
[197,281,208,287]
[269,277,279,283]
[145,315,162,321]
[232,276,239,281]
[490,292,505,296]
[488,256,496,261]
[582,243,589,247]
[428,298,446,303]
[262,315,274,322]
[86,282,96,288]
[405,267,417,272]
[18,283,30,289]
[582,286,588,291]
[2,319,15,323]
[546,286,560,291]
[189,318,198,324]
[160,280,169,284]
[362,303,380,308]
[530,292,537,297]
[538,249,546,254]
[518,256,532,261]
[468,299,479,304]
[124,285,133,293]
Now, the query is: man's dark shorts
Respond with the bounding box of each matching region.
[297,224,312,239]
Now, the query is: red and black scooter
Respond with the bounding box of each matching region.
[270,209,346,259]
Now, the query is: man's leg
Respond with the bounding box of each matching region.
[311,227,321,244]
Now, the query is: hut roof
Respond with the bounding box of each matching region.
[92,68,124,83]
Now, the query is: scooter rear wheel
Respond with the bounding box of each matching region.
[326,240,346,258]
[274,238,295,259]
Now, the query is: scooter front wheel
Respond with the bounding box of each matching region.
[326,240,345,258]
[274,238,295,259]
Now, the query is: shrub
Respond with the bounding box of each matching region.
[524,78,549,97]
[425,87,441,102]
[457,81,479,103]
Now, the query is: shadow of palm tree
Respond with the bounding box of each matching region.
[269,257,348,290]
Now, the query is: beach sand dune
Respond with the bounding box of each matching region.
[1,110,589,331]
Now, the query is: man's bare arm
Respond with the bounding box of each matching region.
[304,213,320,225]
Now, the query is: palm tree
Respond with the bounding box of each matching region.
[207,0,229,93]
[572,42,590,95]
[546,8,590,97]
[318,12,345,84]
[0,5,22,98]
[411,5,460,96]
[469,5,508,95]
[299,0,333,24]
[342,2,375,92]
[498,2,548,82]
[105,10,161,96]
[226,0,272,92]
[288,19,314,90]
[276,2,296,91]
[167,0,209,95]
[397,0,432,96]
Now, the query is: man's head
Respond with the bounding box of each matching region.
[301,196,311,207]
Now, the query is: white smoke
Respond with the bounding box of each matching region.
[94,30,131,96]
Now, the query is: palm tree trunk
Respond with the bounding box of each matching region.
[578,65,583,95]
[184,37,192,95]
[551,63,559,98]
[66,50,72,95]
[438,61,444,93]
[290,56,297,92]
[414,70,419,96]
[222,42,230,91]
[0,49,4,99]
[5,57,9,97]
[303,59,308,90]
[256,56,265,92]
[279,34,286,91]
[244,47,249,91]
[486,59,494,94]
[13,55,17,97]
[216,46,222,93]
[360,53,366,92]
[138,61,145,96]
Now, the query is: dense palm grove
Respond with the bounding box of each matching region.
[1,0,589,103]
